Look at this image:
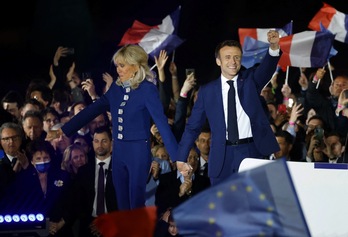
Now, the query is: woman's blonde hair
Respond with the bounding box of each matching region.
[113,44,154,89]
[61,144,87,174]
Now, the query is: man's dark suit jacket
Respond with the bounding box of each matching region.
[72,159,117,236]
[0,155,15,200]
[155,170,210,217]
[177,52,281,178]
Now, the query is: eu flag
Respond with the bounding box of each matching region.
[172,159,310,237]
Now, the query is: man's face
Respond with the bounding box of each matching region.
[22,117,43,141]
[332,77,348,97]
[88,114,106,135]
[326,135,344,157]
[195,132,211,157]
[274,136,292,159]
[0,128,21,156]
[93,132,112,159]
[3,102,20,119]
[216,46,242,79]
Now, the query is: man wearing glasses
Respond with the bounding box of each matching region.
[0,122,29,201]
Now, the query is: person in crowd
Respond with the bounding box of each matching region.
[323,131,347,163]
[195,126,211,177]
[0,122,29,203]
[176,30,281,184]
[306,68,348,137]
[42,107,60,133]
[269,130,294,161]
[27,82,53,109]
[305,115,329,162]
[50,123,72,169]
[46,44,186,210]
[72,126,117,237]
[61,143,88,177]
[1,90,24,123]
[20,98,44,120]
[155,148,210,218]
[10,140,74,236]
[72,134,94,161]
[22,110,46,145]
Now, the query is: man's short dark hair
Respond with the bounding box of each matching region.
[215,40,242,58]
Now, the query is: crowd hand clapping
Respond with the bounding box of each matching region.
[12,149,29,172]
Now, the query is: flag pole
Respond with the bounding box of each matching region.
[327,59,333,83]
[172,50,176,62]
[150,64,157,71]
[263,68,279,90]
[285,66,289,85]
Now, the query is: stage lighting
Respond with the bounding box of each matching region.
[0,213,48,237]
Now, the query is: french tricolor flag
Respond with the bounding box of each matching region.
[118,6,184,60]
[238,21,293,46]
[278,30,335,70]
[308,2,348,44]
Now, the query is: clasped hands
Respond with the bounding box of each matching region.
[177,161,193,197]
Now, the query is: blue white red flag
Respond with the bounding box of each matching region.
[118,6,184,60]
[308,2,348,44]
[278,30,335,70]
[238,21,293,46]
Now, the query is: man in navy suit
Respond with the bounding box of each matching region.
[177,30,281,184]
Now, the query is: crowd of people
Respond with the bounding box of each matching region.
[1,30,348,236]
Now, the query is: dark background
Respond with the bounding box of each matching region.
[1,0,348,99]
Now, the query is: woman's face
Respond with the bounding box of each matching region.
[115,58,138,82]
[70,148,87,172]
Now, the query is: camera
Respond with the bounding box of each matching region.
[82,72,92,81]
[66,47,75,55]
[185,68,195,76]
[314,127,324,140]
[277,104,287,114]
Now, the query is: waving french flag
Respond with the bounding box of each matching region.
[278,30,335,70]
[308,2,348,44]
[238,21,293,47]
[118,6,184,60]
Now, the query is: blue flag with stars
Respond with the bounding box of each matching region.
[172,159,310,237]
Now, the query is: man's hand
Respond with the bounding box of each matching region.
[267,30,280,50]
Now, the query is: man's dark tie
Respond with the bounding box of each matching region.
[227,80,239,142]
[203,163,208,177]
[12,158,17,167]
[96,162,105,216]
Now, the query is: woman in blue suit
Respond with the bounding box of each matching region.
[47,45,184,210]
